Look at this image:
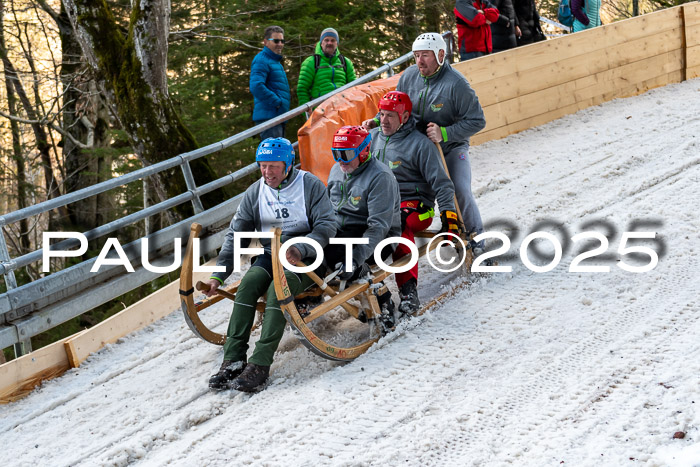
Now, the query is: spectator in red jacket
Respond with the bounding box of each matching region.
[455,0,500,60]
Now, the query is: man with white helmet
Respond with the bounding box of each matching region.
[202,137,336,393]
[363,32,486,245]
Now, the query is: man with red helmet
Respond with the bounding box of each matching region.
[325,126,402,329]
[369,91,461,315]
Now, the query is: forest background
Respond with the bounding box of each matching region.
[0,0,690,360]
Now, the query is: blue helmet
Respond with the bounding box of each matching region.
[256,138,295,173]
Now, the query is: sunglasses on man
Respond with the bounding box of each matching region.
[331,135,372,163]
[267,38,285,44]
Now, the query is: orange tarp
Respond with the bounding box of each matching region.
[297,74,401,184]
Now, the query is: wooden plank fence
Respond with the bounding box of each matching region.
[462,4,700,145]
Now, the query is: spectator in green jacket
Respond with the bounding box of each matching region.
[297,28,357,106]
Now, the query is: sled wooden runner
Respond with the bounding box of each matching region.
[180,223,227,344]
[269,228,380,361]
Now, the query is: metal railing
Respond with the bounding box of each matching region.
[540,17,572,35]
[0,32,454,357]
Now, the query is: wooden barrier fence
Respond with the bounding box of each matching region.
[298,4,700,179]
[465,3,700,145]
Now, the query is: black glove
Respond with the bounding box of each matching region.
[440,210,464,237]
[336,261,371,281]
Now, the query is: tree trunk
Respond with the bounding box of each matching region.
[62,0,225,216]
[402,0,418,52]
[424,0,446,36]
[55,2,115,232]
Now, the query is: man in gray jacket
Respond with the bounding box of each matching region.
[325,125,401,328]
[363,32,486,243]
[203,137,335,393]
[326,126,401,278]
[369,91,461,315]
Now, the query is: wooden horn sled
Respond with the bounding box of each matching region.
[180,222,473,361]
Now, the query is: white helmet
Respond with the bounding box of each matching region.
[412,33,447,66]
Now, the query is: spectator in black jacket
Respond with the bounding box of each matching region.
[513,0,543,46]
[490,0,517,52]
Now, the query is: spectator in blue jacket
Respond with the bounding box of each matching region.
[250,26,291,140]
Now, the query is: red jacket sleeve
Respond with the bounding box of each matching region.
[454,7,486,28]
[484,8,500,23]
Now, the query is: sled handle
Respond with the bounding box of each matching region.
[435,142,466,228]
[195,280,237,301]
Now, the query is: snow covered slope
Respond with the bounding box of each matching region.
[1,80,699,467]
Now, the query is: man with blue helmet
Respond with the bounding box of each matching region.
[202,137,335,392]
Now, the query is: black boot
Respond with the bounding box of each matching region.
[398,278,420,315]
[231,363,270,393]
[208,360,246,390]
[376,288,396,334]
[470,238,493,267]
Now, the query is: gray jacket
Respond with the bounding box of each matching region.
[397,61,486,154]
[211,168,336,283]
[370,117,456,213]
[327,156,401,264]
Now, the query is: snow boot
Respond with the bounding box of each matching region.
[230,363,270,393]
[470,239,493,267]
[398,278,420,316]
[208,360,246,390]
[376,287,397,335]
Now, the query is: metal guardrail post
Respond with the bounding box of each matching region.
[0,229,17,290]
[443,31,455,64]
[143,178,151,235]
[0,229,31,357]
[180,161,205,214]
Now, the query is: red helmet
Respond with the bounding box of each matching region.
[332,126,372,164]
[378,91,412,124]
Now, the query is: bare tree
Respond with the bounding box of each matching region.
[34,0,115,231]
[0,1,31,255]
[0,0,62,231]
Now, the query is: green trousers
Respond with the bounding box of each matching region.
[222,262,314,366]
